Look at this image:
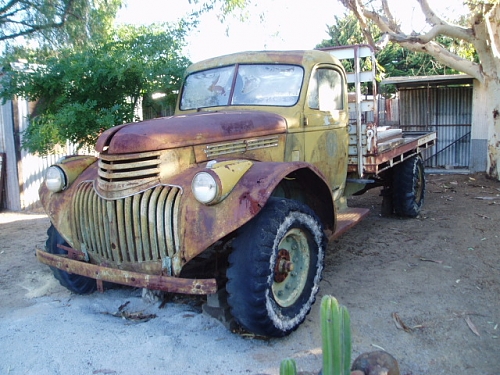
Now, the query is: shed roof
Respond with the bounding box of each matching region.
[381,74,474,88]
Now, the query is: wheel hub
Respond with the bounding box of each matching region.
[274,249,294,282]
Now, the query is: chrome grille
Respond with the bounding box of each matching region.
[73,181,181,265]
[97,151,161,194]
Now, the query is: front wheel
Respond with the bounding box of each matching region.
[392,155,425,217]
[226,198,326,337]
[45,225,96,294]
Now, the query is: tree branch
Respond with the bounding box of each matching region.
[397,39,483,82]
[0,0,78,41]
[417,0,446,26]
[340,0,376,47]
[341,0,484,81]
[381,0,400,33]
[0,0,21,16]
[412,24,475,44]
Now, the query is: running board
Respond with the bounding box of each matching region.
[332,207,370,240]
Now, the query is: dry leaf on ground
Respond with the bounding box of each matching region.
[465,316,480,336]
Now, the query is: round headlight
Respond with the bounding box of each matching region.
[192,172,219,204]
[45,166,67,192]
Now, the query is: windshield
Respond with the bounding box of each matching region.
[180,64,304,110]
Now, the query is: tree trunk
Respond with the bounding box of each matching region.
[475,79,500,180]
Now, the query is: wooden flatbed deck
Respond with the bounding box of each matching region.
[348,130,437,176]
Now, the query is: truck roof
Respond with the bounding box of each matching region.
[185,50,343,75]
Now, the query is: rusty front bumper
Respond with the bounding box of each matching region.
[36,249,218,295]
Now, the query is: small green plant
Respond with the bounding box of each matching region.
[321,295,351,375]
[279,358,298,375]
[279,295,351,375]
[279,296,400,375]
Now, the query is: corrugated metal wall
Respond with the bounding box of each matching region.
[395,86,472,168]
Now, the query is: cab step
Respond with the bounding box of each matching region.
[332,207,370,239]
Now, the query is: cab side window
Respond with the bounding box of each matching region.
[308,69,344,112]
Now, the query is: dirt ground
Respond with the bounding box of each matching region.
[0,172,498,375]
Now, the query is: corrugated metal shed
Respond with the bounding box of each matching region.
[381,75,474,169]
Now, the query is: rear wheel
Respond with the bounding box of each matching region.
[226,198,326,337]
[45,225,96,294]
[392,155,425,217]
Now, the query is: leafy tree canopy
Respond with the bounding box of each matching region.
[1,23,191,155]
[0,0,123,50]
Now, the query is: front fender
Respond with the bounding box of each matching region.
[178,161,335,263]
[39,156,98,245]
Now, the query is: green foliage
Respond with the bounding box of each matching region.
[1,23,191,155]
[0,0,123,49]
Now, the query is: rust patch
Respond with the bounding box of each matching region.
[98,111,285,154]
[36,249,218,295]
[221,120,254,134]
[57,244,87,261]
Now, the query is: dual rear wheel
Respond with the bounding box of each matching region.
[392,155,426,217]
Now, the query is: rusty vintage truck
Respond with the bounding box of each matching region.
[37,45,435,337]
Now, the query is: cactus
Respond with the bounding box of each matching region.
[279,295,351,375]
[279,358,298,375]
[279,295,400,375]
[320,295,351,375]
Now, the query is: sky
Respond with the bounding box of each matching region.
[115,0,467,63]
[116,0,345,62]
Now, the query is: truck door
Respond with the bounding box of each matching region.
[303,66,349,202]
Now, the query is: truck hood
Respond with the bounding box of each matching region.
[96,111,287,154]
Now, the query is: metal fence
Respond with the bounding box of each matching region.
[379,86,473,169]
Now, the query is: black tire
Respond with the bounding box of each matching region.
[226,198,326,337]
[392,155,425,217]
[45,225,96,294]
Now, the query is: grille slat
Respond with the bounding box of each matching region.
[100,158,160,170]
[99,168,159,180]
[102,199,111,260]
[157,187,169,259]
[91,192,99,255]
[73,181,181,266]
[116,199,128,262]
[148,187,162,261]
[124,198,136,262]
[165,188,178,258]
[106,200,120,262]
[97,151,162,197]
[132,194,143,262]
[140,189,153,261]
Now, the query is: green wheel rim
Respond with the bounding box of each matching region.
[272,228,311,307]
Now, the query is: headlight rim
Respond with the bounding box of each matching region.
[45,165,67,193]
[191,170,221,205]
